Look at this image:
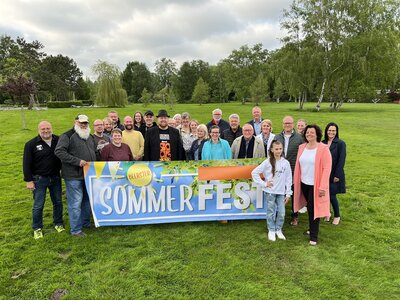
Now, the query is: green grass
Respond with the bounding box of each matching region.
[1,102,399,299]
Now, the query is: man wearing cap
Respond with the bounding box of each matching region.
[139,110,157,138]
[122,115,144,160]
[23,121,64,239]
[55,114,97,236]
[143,109,185,161]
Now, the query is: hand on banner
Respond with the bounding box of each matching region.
[80,160,88,167]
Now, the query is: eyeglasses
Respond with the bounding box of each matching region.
[94,124,103,126]
[243,129,252,132]
[210,131,220,134]
[283,122,293,125]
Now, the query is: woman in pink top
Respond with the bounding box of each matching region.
[293,125,332,246]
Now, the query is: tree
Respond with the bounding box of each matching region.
[281,0,400,110]
[0,75,38,108]
[250,72,268,105]
[0,36,45,78]
[35,54,82,101]
[121,61,152,102]
[167,88,177,109]
[174,60,211,102]
[140,87,152,107]
[154,58,177,89]
[191,77,210,105]
[219,44,269,102]
[91,61,127,107]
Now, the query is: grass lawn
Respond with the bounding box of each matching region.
[0,102,399,299]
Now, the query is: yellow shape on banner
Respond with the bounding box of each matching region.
[94,162,106,179]
[127,164,152,187]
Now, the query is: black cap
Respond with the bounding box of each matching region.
[144,110,154,116]
[156,109,170,118]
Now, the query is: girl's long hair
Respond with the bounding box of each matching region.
[268,140,283,177]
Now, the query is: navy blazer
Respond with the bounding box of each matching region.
[323,137,346,194]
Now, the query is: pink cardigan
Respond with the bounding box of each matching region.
[293,143,332,219]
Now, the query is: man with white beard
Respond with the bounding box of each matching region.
[55,114,97,236]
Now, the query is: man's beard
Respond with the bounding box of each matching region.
[74,124,91,140]
[125,124,133,130]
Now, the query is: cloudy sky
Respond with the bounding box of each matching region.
[0,0,292,78]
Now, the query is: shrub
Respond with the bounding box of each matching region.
[3,99,14,106]
[47,101,83,108]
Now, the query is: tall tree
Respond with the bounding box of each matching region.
[191,77,210,105]
[0,75,38,108]
[92,61,127,107]
[281,0,400,110]
[35,54,82,101]
[121,61,152,102]
[219,44,269,102]
[250,72,268,106]
[154,58,177,89]
[174,60,211,102]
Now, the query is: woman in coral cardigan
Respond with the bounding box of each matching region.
[293,124,332,246]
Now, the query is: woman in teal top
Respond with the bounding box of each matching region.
[202,125,232,160]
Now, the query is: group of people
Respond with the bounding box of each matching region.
[23,107,346,246]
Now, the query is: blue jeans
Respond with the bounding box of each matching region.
[32,175,63,230]
[265,193,285,232]
[64,179,91,234]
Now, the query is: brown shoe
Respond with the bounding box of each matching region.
[290,218,298,226]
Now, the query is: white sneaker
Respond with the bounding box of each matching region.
[276,230,286,240]
[268,231,276,241]
[299,207,307,213]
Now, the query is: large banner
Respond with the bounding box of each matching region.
[84,159,267,227]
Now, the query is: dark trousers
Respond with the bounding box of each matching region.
[301,182,320,242]
[329,193,340,217]
[329,183,340,217]
[32,175,63,230]
[291,184,298,219]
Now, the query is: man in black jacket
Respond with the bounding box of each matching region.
[23,121,64,239]
[143,110,185,161]
[221,113,242,146]
[139,110,157,138]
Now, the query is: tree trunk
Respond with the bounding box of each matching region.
[315,78,326,112]
[21,106,26,129]
[28,94,36,110]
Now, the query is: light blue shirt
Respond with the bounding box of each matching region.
[201,138,232,160]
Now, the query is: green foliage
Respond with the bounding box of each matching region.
[92,61,128,107]
[174,60,211,102]
[250,72,268,105]
[279,0,400,109]
[191,77,210,105]
[35,54,82,101]
[140,87,152,107]
[47,100,83,108]
[219,44,269,101]
[154,58,177,89]
[121,61,153,102]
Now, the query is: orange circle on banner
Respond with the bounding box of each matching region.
[127,164,153,187]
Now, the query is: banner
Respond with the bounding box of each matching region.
[84,158,267,227]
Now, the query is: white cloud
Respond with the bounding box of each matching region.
[0,0,291,78]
